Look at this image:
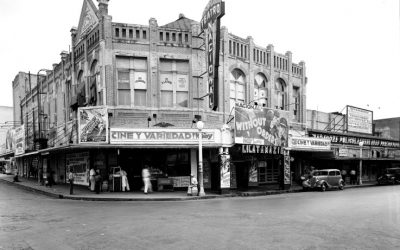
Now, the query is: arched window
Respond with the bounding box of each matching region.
[254,73,268,107]
[230,69,245,110]
[275,78,287,110]
[77,70,86,106]
[90,60,99,105]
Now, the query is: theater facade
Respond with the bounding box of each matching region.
[7,0,307,192]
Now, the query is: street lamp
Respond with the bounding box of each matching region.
[359,141,364,185]
[196,120,206,196]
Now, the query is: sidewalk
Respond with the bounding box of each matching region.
[0,174,377,201]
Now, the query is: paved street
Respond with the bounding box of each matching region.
[0,181,400,250]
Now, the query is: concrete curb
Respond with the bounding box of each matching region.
[0,177,378,202]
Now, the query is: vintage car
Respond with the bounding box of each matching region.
[302,169,345,192]
[377,168,400,185]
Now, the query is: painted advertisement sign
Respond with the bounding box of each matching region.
[78,107,108,143]
[235,104,289,147]
[14,125,25,155]
[5,128,15,153]
[66,152,90,186]
[309,130,400,148]
[288,136,331,150]
[346,105,373,134]
[110,128,219,145]
[201,0,225,110]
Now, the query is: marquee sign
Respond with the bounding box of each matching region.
[201,0,225,111]
[288,136,331,151]
[110,128,220,145]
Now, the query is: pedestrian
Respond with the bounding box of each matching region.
[142,166,152,194]
[120,169,130,192]
[341,169,347,184]
[68,168,75,195]
[94,169,102,194]
[13,170,19,182]
[89,168,96,191]
[350,169,356,185]
[38,167,43,185]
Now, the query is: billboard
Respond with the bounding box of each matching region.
[346,105,373,134]
[78,107,108,144]
[14,125,25,155]
[201,0,225,111]
[234,104,289,147]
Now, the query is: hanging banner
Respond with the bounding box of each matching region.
[220,154,230,188]
[78,107,108,143]
[201,0,225,110]
[14,125,25,155]
[5,128,15,153]
[283,149,291,185]
[235,104,289,147]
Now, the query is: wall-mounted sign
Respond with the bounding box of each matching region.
[110,128,220,145]
[235,104,289,147]
[309,130,400,148]
[346,105,373,134]
[220,154,230,188]
[14,125,25,156]
[241,145,283,155]
[66,152,89,186]
[78,107,108,144]
[338,148,349,157]
[201,0,225,110]
[288,136,331,150]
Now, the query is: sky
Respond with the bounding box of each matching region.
[0,0,399,119]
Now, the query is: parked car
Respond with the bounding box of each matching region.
[377,168,400,185]
[302,169,345,192]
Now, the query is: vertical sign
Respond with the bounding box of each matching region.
[14,125,25,156]
[220,154,230,188]
[201,0,225,111]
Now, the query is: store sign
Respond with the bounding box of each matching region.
[309,131,400,148]
[338,148,349,157]
[201,0,225,110]
[241,145,282,155]
[346,105,373,134]
[110,128,218,145]
[14,125,25,156]
[78,107,108,144]
[66,152,90,186]
[289,136,331,150]
[235,104,289,147]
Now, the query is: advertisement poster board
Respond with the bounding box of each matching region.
[220,154,230,188]
[235,104,289,147]
[283,149,291,185]
[78,107,108,143]
[288,136,331,150]
[66,152,90,186]
[14,125,25,155]
[5,128,15,153]
[346,105,373,134]
[248,160,258,185]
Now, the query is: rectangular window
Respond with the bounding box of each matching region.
[245,46,247,58]
[233,42,236,55]
[122,28,126,38]
[116,57,148,107]
[184,34,188,42]
[115,28,120,37]
[253,49,256,61]
[229,40,232,54]
[172,33,176,41]
[136,30,140,39]
[178,33,182,43]
[240,44,243,57]
[117,71,131,105]
[159,32,163,41]
[160,59,189,108]
[129,29,133,38]
[142,30,147,39]
[166,32,170,41]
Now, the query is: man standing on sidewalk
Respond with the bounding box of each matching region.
[68,168,75,195]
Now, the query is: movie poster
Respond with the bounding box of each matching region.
[235,105,289,147]
[220,154,230,188]
[78,107,108,143]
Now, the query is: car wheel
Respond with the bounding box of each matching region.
[339,181,344,190]
[321,183,327,192]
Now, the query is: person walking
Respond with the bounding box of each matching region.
[68,168,75,195]
[120,169,130,192]
[142,166,152,194]
[94,169,102,194]
[350,169,356,185]
[341,169,347,185]
[89,168,96,191]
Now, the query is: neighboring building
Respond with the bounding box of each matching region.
[9,0,307,192]
[303,109,400,184]
[374,117,400,141]
[0,106,14,154]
